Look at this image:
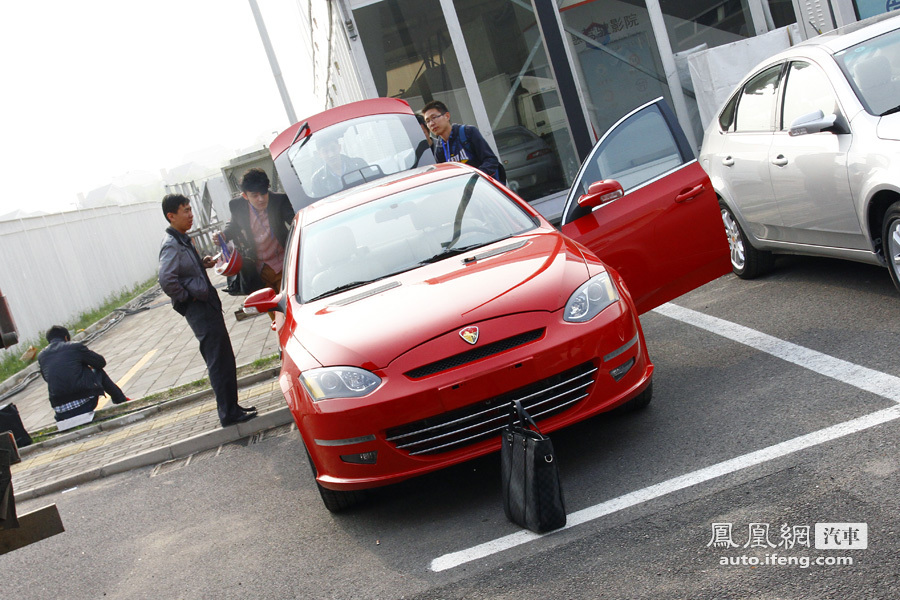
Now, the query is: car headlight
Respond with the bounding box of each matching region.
[300,367,382,401]
[564,272,619,322]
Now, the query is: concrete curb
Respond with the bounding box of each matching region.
[18,366,280,457]
[14,406,293,501]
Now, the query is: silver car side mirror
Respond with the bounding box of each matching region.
[789,110,839,136]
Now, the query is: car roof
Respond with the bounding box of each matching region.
[794,10,900,54]
[297,162,483,227]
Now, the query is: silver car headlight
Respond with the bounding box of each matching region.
[564,272,619,322]
[300,367,382,401]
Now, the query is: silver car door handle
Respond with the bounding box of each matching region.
[771,155,788,166]
[722,156,734,167]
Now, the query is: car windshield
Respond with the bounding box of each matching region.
[288,113,433,201]
[834,27,900,116]
[298,173,539,303]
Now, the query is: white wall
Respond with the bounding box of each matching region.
[0,201,164,358]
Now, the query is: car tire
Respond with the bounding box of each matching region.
[882,200,900,292]
[316,482,366,513]
[720,201,775,279]
[302,437,366,513]
[611,381,652,414]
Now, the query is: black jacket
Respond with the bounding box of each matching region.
[38,340,105,407]
[223,192,295,294]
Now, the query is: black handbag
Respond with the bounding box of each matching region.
[500,400,566,533]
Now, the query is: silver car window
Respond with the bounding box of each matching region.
[734,65,783,132]
[781,62,839,130]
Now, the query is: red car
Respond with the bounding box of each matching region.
[245,98,730,511]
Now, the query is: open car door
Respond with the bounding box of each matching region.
[560,98,730,314]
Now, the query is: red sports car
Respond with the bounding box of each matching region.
[245,98,730,511]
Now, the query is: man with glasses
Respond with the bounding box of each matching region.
[421,100,505,184]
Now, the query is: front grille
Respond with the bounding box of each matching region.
[405,329,544,379]
[386,362,597,456]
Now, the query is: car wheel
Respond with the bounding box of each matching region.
[611,381,652,414]
[883,201,900,292]
[720,201,774,279]
[303,437,366,513]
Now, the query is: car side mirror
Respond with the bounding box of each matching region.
[789,110,846,136]
[577,180,624,209]
[243,288,285,314]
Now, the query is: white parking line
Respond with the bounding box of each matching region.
[431,405,900,571]
[429,303,900,572]
[653,303,900,404]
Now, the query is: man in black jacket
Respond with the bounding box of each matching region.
[159,194,256,428]
[38,325,130,422]
[223,168,295,294]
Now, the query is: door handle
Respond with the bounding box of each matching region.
[771,154,788,166]
[722,156,734,167]
[675,184,705,203]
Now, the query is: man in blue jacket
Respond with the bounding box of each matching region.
[421,100,505,184]
[158,194,256,428]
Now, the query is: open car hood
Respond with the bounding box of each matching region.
[293,231,592,369]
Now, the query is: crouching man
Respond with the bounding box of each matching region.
[38,326,130,422]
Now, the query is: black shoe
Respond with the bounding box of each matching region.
[221,411,258,427]
[238,404,257,413]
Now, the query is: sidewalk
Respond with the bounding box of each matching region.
[2,272,291,500]
[10,372,293,501]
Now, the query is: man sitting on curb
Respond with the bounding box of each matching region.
[38,325,131,423]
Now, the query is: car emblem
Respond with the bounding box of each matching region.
[459,326,479,345]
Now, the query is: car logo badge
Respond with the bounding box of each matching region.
[459,326,479,345]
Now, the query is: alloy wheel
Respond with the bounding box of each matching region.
[721,208,745,271]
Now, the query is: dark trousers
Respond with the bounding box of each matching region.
[185,299,240,424]
[53,369,127,421]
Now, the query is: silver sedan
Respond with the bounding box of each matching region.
[699,12,900,292]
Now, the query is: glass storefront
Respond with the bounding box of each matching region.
[452,0,577,199]
[558,0,674,137]
[349,0,808,208]
[353,0,479,126]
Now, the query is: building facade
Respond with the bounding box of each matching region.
[296,0,897,209]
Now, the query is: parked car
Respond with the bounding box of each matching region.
[245,96,729,512]
[494,126,560,194]
[699,12,900,291]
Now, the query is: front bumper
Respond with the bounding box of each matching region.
[288,302,651,491]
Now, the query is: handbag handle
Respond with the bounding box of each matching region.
[509,400,544,436]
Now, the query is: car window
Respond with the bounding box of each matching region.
[719,92,739,132]
[496,131,534,149]
[288,114,426,201]
[781,61,839,130]
[834,27,900,116]
[298,174,538,303]
[576,103,684,194]
[734,65,783,132]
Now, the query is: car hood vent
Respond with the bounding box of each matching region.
[404,328,544,379]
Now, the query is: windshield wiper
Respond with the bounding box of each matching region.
[306,280,372,303]
[417,244,485,265]
[880,105,900,117]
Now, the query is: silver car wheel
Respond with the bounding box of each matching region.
[721,208,745,271]
[889,218,900,281]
